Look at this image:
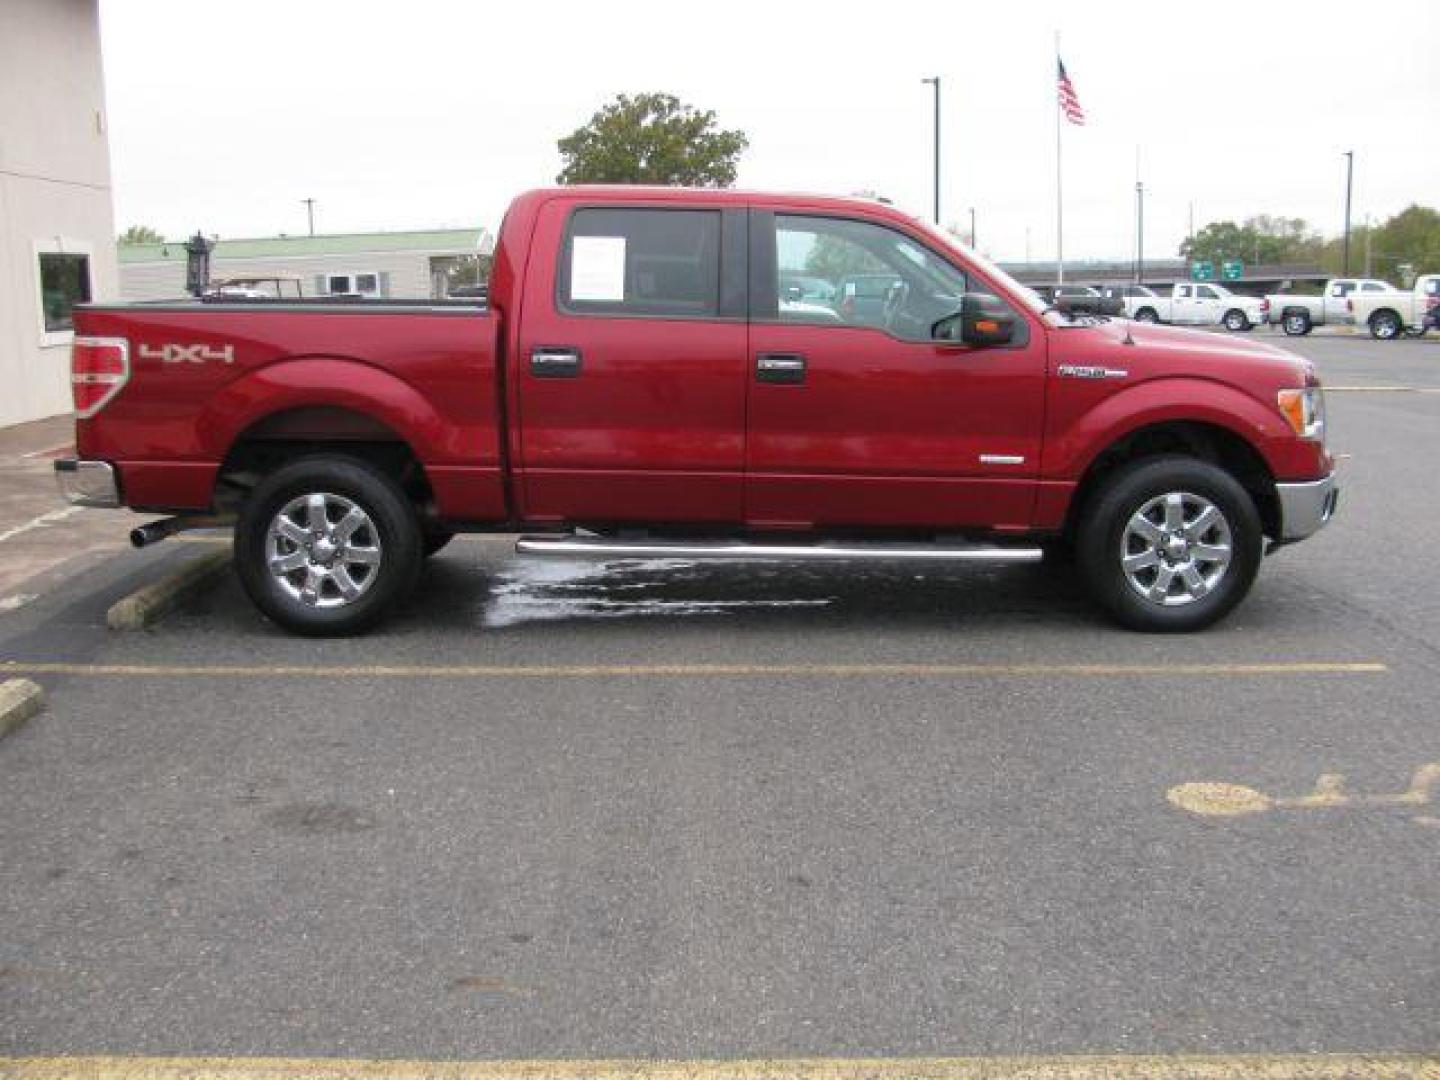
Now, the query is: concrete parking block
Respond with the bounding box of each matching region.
[105,548,232,631]
[0,677,45,739]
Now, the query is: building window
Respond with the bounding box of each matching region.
[33,240,95,347]
[323,272,384,297]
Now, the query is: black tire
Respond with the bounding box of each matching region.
[1134,307,1159,323]
[422,529,456,557]
[1282,310,1312,336]
[1076,456,1263,632]
[1223,308,1248,332]
[235,455,423,636]
[1369,310,1401,340]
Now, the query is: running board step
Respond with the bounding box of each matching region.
[515,536,1043,563]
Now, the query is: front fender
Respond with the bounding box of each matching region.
[1044,376,1304,481]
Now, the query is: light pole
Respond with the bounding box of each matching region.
[921,77,940,224]
[1135,181,1144,284]
[1342,151,1354,275]
[968,207,976,250]
[302,197,316,237]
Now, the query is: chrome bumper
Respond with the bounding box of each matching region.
[1276,472,1338,542]
[55,459,120,508]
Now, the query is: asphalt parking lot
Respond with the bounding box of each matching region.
[0,331,1436,1067]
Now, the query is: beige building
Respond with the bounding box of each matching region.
[119,228,494,302]
[0,0,119,428]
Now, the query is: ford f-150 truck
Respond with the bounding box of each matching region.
[58,187,1338,635]
[1125,283,1268,332]
[1344,273,1439,339]
[1265,277,1396,335]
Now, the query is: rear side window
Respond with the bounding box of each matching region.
[558,208,721,319]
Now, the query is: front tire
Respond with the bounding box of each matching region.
[235,455,423,636]
[1077,457,1263,632]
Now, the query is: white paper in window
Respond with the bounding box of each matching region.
[571,236,626,302]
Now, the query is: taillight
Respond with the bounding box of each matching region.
[71,336,129,418]
[1260,298,1270,312]
[1426,296,1438,311]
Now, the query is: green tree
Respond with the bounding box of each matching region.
[1180,216,1320,267]
[118,224,163,244]
[556,93,748,186]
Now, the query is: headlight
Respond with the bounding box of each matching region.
[1278,387,1325,440]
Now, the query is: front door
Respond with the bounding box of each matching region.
[745,211,1046,530]
[515,202,749,524]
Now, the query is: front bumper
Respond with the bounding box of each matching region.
[1275,471,1338,542]
[55,459,120,508]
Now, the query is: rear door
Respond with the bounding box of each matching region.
[744,210,1045,529]
[514,200,749,523]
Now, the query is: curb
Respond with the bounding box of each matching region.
[0,677,45,739]
[106,548,232,631]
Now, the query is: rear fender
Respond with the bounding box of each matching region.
[198,356,445,462]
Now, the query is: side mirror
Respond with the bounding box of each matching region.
[933,293,1016,346]
[783,285,802,301]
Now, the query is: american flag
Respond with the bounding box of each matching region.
[1057,57,1086,126]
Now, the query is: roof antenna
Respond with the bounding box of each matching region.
[1121,315,1136,346]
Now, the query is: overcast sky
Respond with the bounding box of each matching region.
[99,0,1440,264]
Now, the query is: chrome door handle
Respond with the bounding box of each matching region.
[530,348,582,378]
[756,352,806,384]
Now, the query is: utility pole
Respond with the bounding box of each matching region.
[1135,181,1144,284]
[1342,151,1354,275]
[968,206,976,250]
[1025,226,1032,267]
[302,197,316,237]
[921,77,941,225]
[1364,214,1373,276]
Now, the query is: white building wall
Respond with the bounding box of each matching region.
[120,250,458,302]
[0,0,118,428]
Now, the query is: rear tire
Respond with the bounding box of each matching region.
[1223,308,1248,332]
[1369,310,1401,340]
[422,529,456,557]
[1076,457,1263,632]
[235,455,423,636]
[1282,310,1312,336]
[1134,307,1159,323]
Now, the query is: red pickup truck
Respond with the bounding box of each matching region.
[58,187,1336,634]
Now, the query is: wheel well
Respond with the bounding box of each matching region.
[1369,307,1400,322]
[216,406,435,517]
[1065,421,1279,540]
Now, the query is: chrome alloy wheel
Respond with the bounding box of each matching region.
[1120,491,1233,606]
[266,492,383,608]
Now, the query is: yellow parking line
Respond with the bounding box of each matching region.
[1,1055,1436,1080]
[0,660,1389,680]
[1326,385,1440,393]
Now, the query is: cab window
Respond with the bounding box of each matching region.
[772,214,987,343]
[558,207,721,319]
[1197,285,1219,300]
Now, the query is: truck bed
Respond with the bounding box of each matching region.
[72,299,506,520]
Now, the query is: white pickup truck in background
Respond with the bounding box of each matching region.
[1265,277,1397,336]
[1345,273,1440,339]
[1125,283,1267,331]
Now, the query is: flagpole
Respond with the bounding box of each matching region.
[1055,30,1064,285]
